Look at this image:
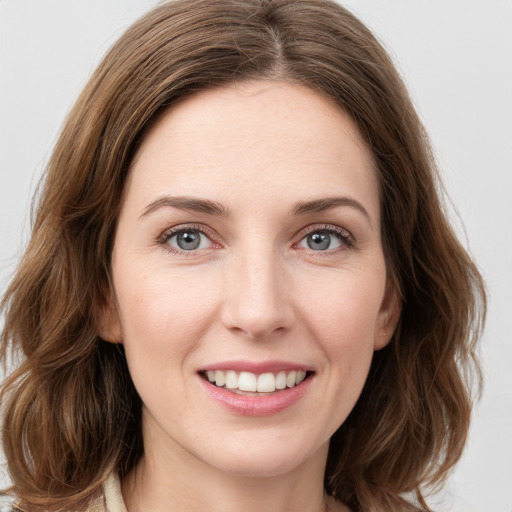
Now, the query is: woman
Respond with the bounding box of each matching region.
[0,0,485,511]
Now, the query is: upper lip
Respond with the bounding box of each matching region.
[200,360,314,374]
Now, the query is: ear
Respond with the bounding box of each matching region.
[374,276,401,351]
[96,286,123,344]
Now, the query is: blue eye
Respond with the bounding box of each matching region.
[299,230,346,251]
[167,229,212,251]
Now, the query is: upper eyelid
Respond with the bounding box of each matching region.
[294,223,353,240]
[159,223,217,242]
[157,222,354,249]
[159,222,350,235]
[157,224,219,255]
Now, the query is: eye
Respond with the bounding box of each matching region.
[166,229,213,251]
[297,228,351,252]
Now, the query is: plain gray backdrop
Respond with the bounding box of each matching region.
[1,1,511,510]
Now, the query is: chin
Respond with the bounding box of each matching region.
[196,429,329,479]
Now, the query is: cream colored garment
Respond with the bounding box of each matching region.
[104,474,128,512]
[85,474,127,512]
[0,474,127,512]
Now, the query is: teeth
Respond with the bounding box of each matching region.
[204,369,309,393]
[286,371,297,388]
[238,371,257,392]
[296,370,306,385]
[275,371,287,389]
[225,370,238,389]
[214,370,225,387]
[257,373,275,393]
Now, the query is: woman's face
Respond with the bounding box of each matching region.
[102,80,399,478]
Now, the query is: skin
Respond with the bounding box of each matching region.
[100,80,400,512]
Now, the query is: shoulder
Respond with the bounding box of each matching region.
[103,474,127,512]
[0,474,123,512]
[0,494,19,512]
[84,473,126,512]
[83,493,107,512]
[0,495,101,512]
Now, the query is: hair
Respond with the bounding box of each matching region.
[1,0,485,511]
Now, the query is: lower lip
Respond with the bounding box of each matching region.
[198,376,312,416]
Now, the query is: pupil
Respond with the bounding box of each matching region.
[308,232,330,250]
[177,231,200,250]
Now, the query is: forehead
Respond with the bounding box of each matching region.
[126,80,379,220]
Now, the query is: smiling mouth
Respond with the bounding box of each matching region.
[200,369,314,395]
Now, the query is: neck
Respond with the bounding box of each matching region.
[121,429,341,512]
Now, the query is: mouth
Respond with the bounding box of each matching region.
[199,369,314,395]
[198,363,315,416]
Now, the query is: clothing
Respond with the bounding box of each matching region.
[0,474,127,512]
[86,474,127,512]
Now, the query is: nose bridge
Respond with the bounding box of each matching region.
[221,237,292,339]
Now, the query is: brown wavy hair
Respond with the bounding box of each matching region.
[1,0,485,510]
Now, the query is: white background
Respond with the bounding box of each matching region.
[1,1,511,510]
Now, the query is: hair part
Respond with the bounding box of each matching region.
[1,1,485,510]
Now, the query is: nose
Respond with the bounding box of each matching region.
[220,248,294,340]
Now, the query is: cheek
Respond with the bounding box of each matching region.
[113,266,220,366]
[298,269,385,344]
[296,268,385,399]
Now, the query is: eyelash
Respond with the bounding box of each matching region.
[157,223,354,256]
[294,224,354,255]
[157,223,219,256]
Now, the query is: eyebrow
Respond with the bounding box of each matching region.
[139,194,371,226]
[139,196,230,218]
[291,197,372,226]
